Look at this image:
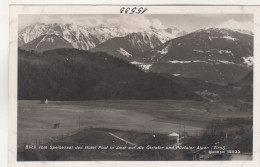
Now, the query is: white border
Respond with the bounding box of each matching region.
[8,5,260,167]
[6,0,260,5]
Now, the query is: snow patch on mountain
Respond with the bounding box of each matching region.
[158,48,168,55]
[172,74,181,76]
[207,59,235,65]
[214,50,234,57]
[217,50,231,54]
[216,60,235,65]
[140,64,152,71]
[193,49,204,53]
[169,60,191,64]
[193,60,209,63]
[130,61,152,71]
[117,48,132,57]
[223,36,237,41]
[131,61,143,65]
[243,56,253,66]
[44,36,55,43]
[209,36,238,41]
[157,42,172,54]
[168,59,234,65]
[195,90,219,101]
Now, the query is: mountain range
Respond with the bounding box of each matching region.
[18,23,253,86]
[92,28,253,84]
[19,23,130,50]
[147,28,253,84]
[19,23,186,52]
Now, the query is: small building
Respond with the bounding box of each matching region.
[53,123,60,129]
[168,132,179,144]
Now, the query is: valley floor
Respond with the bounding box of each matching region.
[17,100,253,160]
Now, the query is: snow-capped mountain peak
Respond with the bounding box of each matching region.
[141,26,187,43]
[18,23,131,50]
[19,23,188,52]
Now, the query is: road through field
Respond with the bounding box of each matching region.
[108,132,136,146]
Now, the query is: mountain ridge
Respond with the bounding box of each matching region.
[20,34,74,52]
[18,23,187,51]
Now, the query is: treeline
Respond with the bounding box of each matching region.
[18,48,200,101]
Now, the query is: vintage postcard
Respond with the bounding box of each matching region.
[9,5,260,167]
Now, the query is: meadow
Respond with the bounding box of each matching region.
[18,99,252,151]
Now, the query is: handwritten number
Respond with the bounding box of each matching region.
[125,7,130,14]
[129,7,137,14]
[141,8,148,14]
[120,7,147,14]
[137,7,143,14]
[120,7,125,13]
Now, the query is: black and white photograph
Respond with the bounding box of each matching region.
[10,6,256,162]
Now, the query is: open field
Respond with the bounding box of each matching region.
[18,99,252,150]
[18,128,185,160]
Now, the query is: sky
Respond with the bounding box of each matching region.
[19,14,253,32]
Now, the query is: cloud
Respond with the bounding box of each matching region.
[19,15,168,32]
[215,19,253,31]
[151,19,165,29]
[112,16,166,31]
[19,15,252,33]
[117,15,152,31]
